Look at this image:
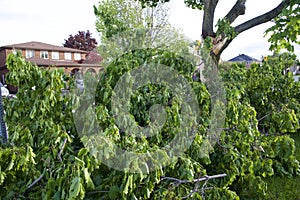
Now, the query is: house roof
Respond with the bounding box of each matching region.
[1,41,88,53]
[83,48,102,64]
[228,54,259,62]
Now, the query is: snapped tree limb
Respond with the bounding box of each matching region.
[224,0,246,24]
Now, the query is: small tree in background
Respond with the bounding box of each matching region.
[63,30,98,51]
[94,0,191,66]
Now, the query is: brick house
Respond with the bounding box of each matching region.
[0,41,103,93]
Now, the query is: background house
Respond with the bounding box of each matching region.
[0,41,103,93]
[228,54,261,68]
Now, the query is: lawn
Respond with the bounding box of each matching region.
[262,133,300,200]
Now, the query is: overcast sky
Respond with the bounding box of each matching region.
[0,0,299,61]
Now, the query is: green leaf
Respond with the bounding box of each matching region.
[83,168,95,189]
[109,186,119,199]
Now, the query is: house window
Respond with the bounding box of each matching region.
[25,50,35,58]
[74,53,81,61]
[40,51,49,59]
[64,52,72,60]
[52,51,59,59]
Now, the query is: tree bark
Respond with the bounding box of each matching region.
[202,0,219,38]
[224,0,246,24]
[234,0,291,34]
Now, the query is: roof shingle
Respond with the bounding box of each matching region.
[228,54,259,62]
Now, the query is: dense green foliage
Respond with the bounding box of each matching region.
[1,52,98,199]
[263,133,300,200]
[266,0,300,53]
[0,47,299,199]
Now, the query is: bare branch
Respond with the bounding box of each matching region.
[258,113,271,122]
[234,0,291,34]
[87,190,110,195]
[182,174,202,199]
[58,138,67,162]
[161,173,227,185]
[202,0,219,38]
[224,0,246,24]
[161,173,227,199]
[26,173,44,191]
[200,178,210,199]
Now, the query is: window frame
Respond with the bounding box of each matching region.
[74,53,81,61]
[52,51,59,60]
[40,51,49,59]
[25,49,35,58]
[64,52,72,60]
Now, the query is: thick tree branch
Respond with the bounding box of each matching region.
[224,0,246,24]
[234,0,291,34]
[202,0,219,38]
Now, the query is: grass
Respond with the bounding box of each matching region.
[262,133,300,200]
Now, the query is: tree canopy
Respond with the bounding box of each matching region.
[63,30,98,51]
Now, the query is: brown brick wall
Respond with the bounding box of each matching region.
[0,49,7,67]
[35,50,40,58]
[59,52,64,60]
